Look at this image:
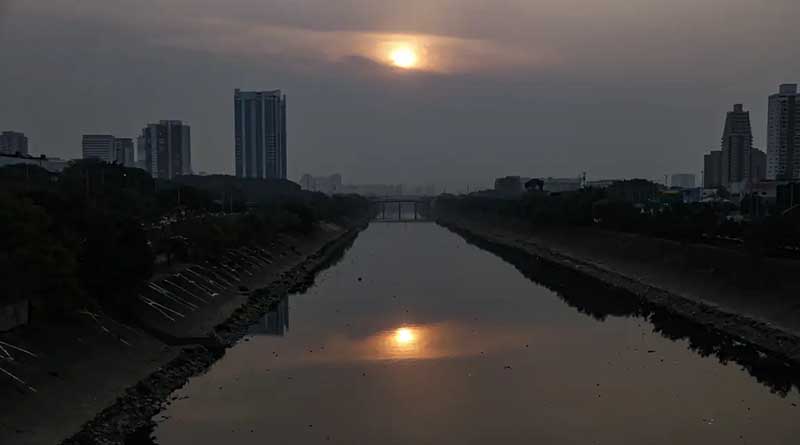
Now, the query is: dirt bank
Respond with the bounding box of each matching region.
[437,217,800,368]
[0,218,368,445]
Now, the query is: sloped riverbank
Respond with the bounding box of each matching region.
[0,218,368,445]
[437,217,800,374]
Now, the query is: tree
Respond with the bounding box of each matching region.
[0,192,80,312]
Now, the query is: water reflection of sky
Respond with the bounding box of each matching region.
[153,223,800,445]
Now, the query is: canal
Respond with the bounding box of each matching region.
[147,222,800,444]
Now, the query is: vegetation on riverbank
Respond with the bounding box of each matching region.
[0,160,371,315]
[436,186,800,256]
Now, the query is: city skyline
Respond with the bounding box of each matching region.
[2,1,799,189]
[5,84,793,190]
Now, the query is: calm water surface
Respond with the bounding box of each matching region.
[152,223,800,444]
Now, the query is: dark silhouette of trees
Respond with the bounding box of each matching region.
[0,192,80,311]
[437,184,800,255]
[0,160,371,317]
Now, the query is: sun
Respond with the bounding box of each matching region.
[390,47,418,69]
[394,327,416,345]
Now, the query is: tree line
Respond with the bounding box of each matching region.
[436,184,800,256]
[0,160,371,315]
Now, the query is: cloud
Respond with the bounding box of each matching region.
[156,17,556,75]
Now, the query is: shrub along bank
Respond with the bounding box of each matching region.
[0,160,371,318]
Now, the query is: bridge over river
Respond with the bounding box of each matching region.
[369,195,433,222]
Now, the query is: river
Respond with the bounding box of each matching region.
[145,222,800,444]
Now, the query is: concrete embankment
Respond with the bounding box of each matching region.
[437,216,800,368]
[0,218,368,445]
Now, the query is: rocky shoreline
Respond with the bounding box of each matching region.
[438,218,800,371]
[59,220,367,445]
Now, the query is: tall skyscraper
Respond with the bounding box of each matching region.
[0,131,29,155]
[703,150,722,188]
[114,138,135,166]
[703,103,765,190]
[720,104,754,186]
[751,147,767,181]
[234,89,287,179]
[82,134,116,162]
[767,83,800,180]
[137,120,192,179]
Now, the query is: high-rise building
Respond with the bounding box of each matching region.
[137,120,192,179]
[703,150,722,188]
[720,104,754,186]
[82,134,116,162]
[234,89,287,179]
[0,131,29,155]
[114,138,135,166]
[751,147,767,181]
[767,83,800,180]
[703,103,766,190]
[82,135,136,165]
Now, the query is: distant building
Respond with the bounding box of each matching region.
[82,135,135,165]
[746,180,787,203]
[137,120,192,179]
[82,135,116,162]
[339,183,403,197]
[703,104,766,193]
[494,176,525,195]
[234,89,287,179]
[407,184,438,196]
[299,173,343,195]
[607,179,659,203]
[542,177,582,193]
[721,104,754,186]
[0,153,69,173]
[767,84,800,180]
[114,138,135,166]
[704,150,723,188]
[585,179,618,189]
[702,104,766,191]
[0,131,28,155]
[681,188,703,203]
[670,173,696,189]
[751,147,767,181]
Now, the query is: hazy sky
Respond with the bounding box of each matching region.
[1,0,799,189]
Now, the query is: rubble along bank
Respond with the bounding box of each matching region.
[54,218,368,445]
[438,217,800,369]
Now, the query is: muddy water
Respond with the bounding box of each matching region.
[150,223,800,444]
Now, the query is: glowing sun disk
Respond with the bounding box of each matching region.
[390,47,418,69]
[395,327,416,344]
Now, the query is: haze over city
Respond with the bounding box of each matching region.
[2,0,800,189]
